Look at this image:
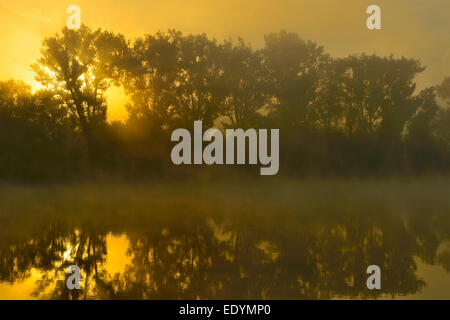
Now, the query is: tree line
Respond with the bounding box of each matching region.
[1,25,450,180]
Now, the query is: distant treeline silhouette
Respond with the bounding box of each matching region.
[1,25,450,180]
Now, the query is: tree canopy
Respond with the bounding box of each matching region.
[1,25,449,180]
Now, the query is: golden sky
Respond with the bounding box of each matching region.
[1,0,449,121]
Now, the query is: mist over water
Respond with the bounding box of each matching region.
[1,178,449,299]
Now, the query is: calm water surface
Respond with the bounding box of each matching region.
[0,181,449,299]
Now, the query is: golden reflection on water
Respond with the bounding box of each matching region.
[0,233,131,300]
[1,221,449,300]
[0,269,39,299]
[1,180,450,299]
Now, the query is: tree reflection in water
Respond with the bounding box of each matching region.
[0,207,449,299]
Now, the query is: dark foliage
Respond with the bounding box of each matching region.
[1,26,450,181]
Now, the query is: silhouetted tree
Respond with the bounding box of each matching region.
[1,27,450,179]
[261,31,328,129]
[218,39,268,129]
[31,25,127,146]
